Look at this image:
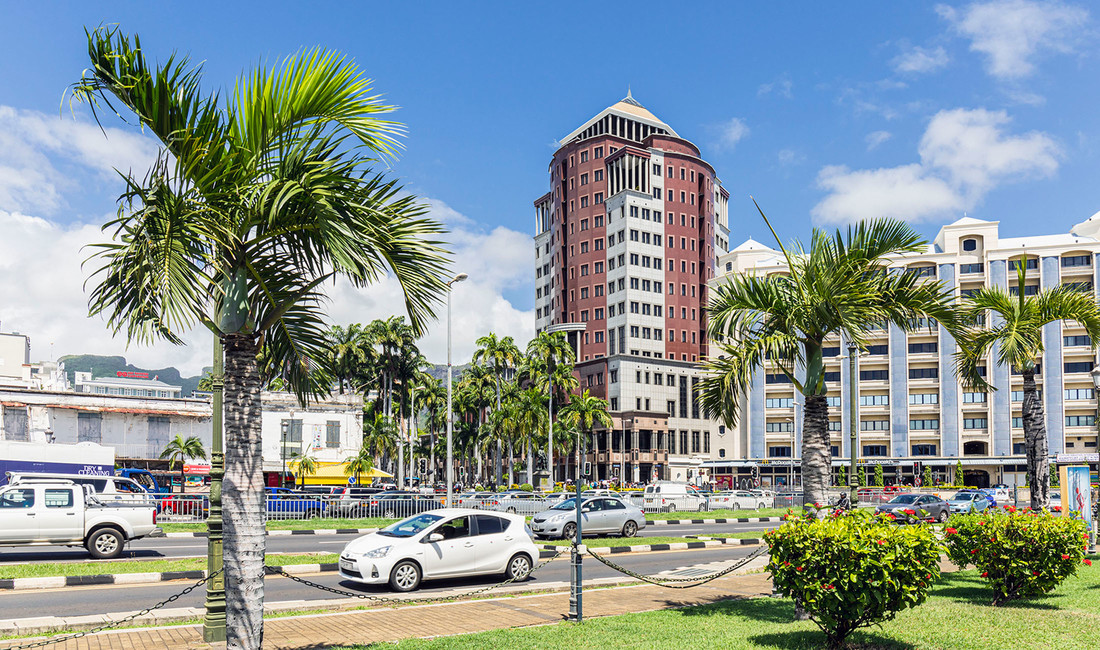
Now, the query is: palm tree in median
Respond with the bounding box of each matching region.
[159,434,207,494]
[290,450,318,490]
[343,446,375,488]
[956,255,1100,509]
[73,29,450,648]
[698,207,961,506]
[473,333,522,484]
[559,390,613,485]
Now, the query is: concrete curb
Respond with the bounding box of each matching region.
[0,540,762,591]
[151,517,781,538]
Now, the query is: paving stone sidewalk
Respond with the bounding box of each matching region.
[0,564,774,649]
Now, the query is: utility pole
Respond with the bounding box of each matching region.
[202,337,225,642]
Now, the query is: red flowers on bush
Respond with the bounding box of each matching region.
[944,527,957,535]
[1085,559,1093,567]
[1062,554,1071,560]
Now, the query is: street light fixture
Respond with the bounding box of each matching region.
[446,273,468,507]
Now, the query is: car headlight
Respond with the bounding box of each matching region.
[362,546,392,558]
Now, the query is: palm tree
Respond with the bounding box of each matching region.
[473,334,522,484]
[698,207,961,505]
[418,376,446,482]
[362,408,399,472]
[290,450,318,490]
[956,255,1100,509]
[324,324,373,394]
[509,387,549,486]
[524,331,576,484]
[159,434,207,494]
[343,446,375,488]
[73,29,450,648]
[458,364,496,482]
[560,390,613,486]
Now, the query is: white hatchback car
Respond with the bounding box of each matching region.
[338,508,539,592]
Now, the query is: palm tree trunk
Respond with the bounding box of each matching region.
[801,393,830,506]
[526,441,533,486]
[1022,368,1049,510]
[222,333,264,649]
[507,440,514,487]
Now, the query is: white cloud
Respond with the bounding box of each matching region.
[865,130,893,150]
[938,0,1089,79]
[0,200,534,374]
[777,149,806,166]
[812,108,1060,224]
[891,44,950,74]
[718,118,750,150]
[758,77,794,98]
[0,106,159,216]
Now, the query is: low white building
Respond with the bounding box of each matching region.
[261,391,364,480]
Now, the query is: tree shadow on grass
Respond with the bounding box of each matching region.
[932,572,1064,610]
[663,595,799,624]
[749,630,916,650]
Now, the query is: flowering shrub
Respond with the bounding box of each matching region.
[944,509,1088,605]
[766,508,942,648]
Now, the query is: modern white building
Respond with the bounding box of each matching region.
[74,371,183,399]
[710,215,1100,489]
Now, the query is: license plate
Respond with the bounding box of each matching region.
[531,525,542,532]
[339,559,355,572]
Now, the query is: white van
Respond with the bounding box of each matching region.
[6,472,152,503]
[643,481,708,513]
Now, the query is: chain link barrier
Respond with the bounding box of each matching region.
[263,546,568,605]
[577,542,768,589]
[0,570,222,650]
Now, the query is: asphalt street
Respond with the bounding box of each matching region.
[0,545,761,620]
[0,521,778,565]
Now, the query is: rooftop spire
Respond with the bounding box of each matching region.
[621,86,643,108]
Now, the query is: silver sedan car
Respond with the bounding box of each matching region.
[529,496,646,540]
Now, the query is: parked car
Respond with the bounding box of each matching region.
[365,492,442,519]
[0,479,159,559]
[330,487,386,517]
[580,489,617,498]
[875,493,949,523]
[466,493,501,510]
[338,509,538,592]
[947,490,993,514]
[157,493,209,518]
[642,481,708,513]
[530,496,646,539]
[710,490,769,511]
[265,487,328,519]
[300,486,343,496]
[496,492,544,515]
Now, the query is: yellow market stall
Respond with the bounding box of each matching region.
[300,461,393,486]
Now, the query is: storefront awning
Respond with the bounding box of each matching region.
[301,462,392,486]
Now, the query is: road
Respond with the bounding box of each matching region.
[0,521,779,564]
[0,545,762,619]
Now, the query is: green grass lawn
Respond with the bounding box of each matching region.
[0,553,338,579]
[646,508,789,520]
[346,566,1100,649]
[538,536,728,548]
[158,518,393,533]
[693,532,768,540]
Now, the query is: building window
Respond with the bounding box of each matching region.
[1065,362,1093,373]
[1065,388,1094,400]
[962,392,987,403]
[1065,335,1092,347]
[768,446,792,458]
[912,444,937,456]
[909,266,936,277]
[765,373,792,384]
[1066,415,1096,427]
[908,342,938,354]
[909,419,939,430]
[866,344,889,355]
[326,421,341,448]
[1012,417,1023,428]
[860,369,889,381]
[961,238,977,252]
[1062,255,1092,267]
[77,412,103,444]
[765,422,793,432]
[862,445,888,457]
[860,420,889,431]
[765,397,794,408]
[1008,258,1038,271]
[959,263,984,274]
[908,368,939,379]
[859,394,889,406]
[963,418,988,429]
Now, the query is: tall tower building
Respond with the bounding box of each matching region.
[533,93,731,484]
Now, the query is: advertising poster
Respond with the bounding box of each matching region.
[1060,465,1093,532]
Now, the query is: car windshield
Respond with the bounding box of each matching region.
[378,513,443,538]
[551,498,579,510]
[888,495,919,504]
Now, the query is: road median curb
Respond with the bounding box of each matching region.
[645,517,781,525]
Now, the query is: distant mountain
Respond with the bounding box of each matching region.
[59,354,210,397]
[425,363,471,382]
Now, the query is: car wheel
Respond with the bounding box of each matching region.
[562,522,577,539]
[698,503,707,512]
[621,520,638,537]
[936,510,948,524]
[383,508,397,519]
[731,502,740,511]
[505,554,532,582]
[87,528,124,560]
[306,509,320,519]
[389,560,421,592]
[667,504,677,513]
[507,506,517,514]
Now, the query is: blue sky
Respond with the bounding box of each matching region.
[1,1,1097,372]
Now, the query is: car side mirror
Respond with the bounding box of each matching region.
[581,507,591,513]
[425,532,444,543]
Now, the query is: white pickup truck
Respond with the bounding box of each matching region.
[0,479,159,559]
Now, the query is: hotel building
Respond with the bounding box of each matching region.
[712,215,1100,489]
